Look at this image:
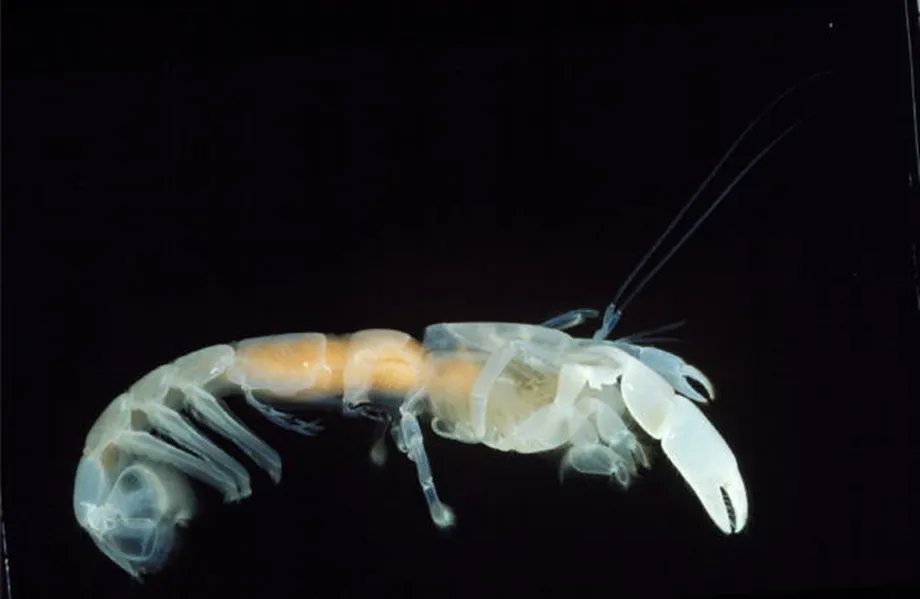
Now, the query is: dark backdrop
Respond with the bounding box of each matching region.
[4,2,917,598]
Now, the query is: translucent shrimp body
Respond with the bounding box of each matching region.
[74,324,746,578]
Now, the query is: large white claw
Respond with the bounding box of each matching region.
[660,394,748,534]
[618,352,747,534]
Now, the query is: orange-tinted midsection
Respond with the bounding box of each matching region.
[233,332,483,405]
[235,336,350,395]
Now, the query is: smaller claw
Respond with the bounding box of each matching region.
[618,343,715,403]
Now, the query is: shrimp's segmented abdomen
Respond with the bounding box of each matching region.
[73,329,489,577]
[228,330,430,402]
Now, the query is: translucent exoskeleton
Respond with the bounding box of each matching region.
[74,73,825,579]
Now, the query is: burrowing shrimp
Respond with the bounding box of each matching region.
[73,76,821,579]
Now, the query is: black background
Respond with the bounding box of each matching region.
[4,2,918,598]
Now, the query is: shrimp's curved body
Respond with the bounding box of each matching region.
[75,324,744,578]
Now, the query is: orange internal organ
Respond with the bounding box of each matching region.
[234,335,348,395]
[234,332,483,404]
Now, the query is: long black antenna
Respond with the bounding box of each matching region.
[613,121,798,315]
[592,71,829,340]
